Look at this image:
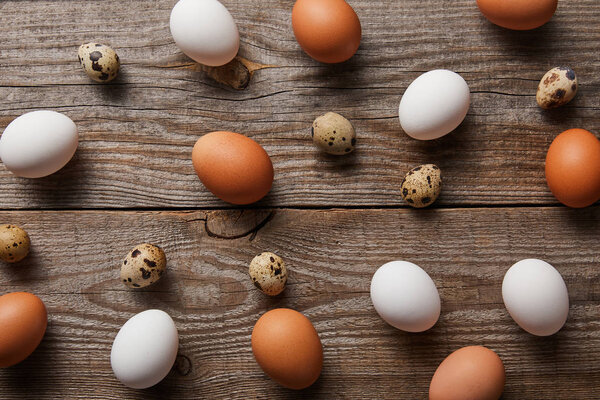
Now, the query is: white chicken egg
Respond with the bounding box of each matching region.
[502,259,569,336]
[399,69,470,140]
[0,110,78,178]
[370,261,441,332]
[111,310,179,389]
[169,0,240,67]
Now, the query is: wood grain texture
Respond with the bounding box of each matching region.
[0,208,599,399]
[1,0,600,399]
[0,0,598,208]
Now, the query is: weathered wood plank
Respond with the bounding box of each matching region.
[0,207,598,398]
[0,0,598,208]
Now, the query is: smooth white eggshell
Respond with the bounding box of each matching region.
[370,261,441,332]
[399,69,470,140]
[169,0,240,67]
[0,110,78,178]
[111,310,179,389]
[502,259,569,336]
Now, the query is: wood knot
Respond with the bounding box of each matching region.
[199,57,277,90]
[174,354,192,376]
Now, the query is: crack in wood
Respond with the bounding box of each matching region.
[157,56,278,90]
[186,211,276,241]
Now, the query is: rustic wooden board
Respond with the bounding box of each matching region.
[1,0,599,399]
[0,0,598,208]
[0,208,599,399]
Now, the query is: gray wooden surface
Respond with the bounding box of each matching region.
[0,0,599,398]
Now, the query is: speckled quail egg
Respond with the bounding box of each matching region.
[0,224,30,263]
[78,42,120,83]
[249,252,287,296]
[121,244,166,288]
[537,67,577,109]
[312,112,356,155]
[400,164,442,208]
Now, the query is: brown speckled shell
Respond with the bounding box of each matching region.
[0,224,30,263]
[78,42,120,83]
[120,243,166,288]
[536,67,577,109]
[400,164,442,208]
[249,252,287,296]
[312,112,356,155]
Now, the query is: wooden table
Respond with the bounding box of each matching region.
[1,0,599,398]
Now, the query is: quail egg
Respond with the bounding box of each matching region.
[400,164,442,208]
[78,42,120,83]
[312,112,356,155]
[0,225,30,263]
[121,244,166,288]
[537,67,577,109]
[249,252,287,296]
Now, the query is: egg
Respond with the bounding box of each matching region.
[192,131,274,205]
[400,164,442,208]
[429,346,505,400]
[502,259,569,336]
[312,112,356,155]
[399,70,470,140]
[249,252,287,296]
[0,292,47,367]
[0,111,78,178]
[292,0,361,63]
[111,310,179,389]
[0,224,30,263]
[537,67,578,109]
[476,0,557,30]
[251,308,322,389]
[121,244,167,289]
[170,0,239,66]
[78,43,120,83]
[545,129,600,208]
[370,261,440,332]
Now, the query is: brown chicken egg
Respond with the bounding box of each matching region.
[545,129,600,208]
[429,346,505,400]
[476,0,557,30]
[0,292,47,367]
[292,0,361,63]
[192,131,274,205]
[251,308,323,390]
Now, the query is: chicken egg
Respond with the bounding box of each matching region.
[429,346,505,400]
[0,292,47,368]
[192,131,274,205]
[370,261,440,332]
[476,0,557,30]
[170,0,239,66]
[292,0,361,63]
[399,70,470,140]
[545,128,600,208]
[0,111,78,178]
[502,259,569,336]
[111,309,179,389]
[251,308,323,390]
